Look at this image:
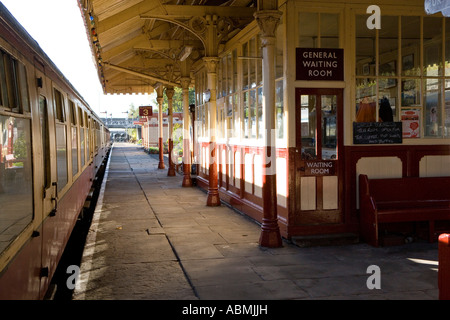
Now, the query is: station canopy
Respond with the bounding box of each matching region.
[78,0,257,94]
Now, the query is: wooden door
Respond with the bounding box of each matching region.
[295,88,344,225]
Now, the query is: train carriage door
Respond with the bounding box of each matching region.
[35,69,57,223]
[295,88,344,225]
[39,95,53,212]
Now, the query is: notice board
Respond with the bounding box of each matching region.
[353,122,402,144]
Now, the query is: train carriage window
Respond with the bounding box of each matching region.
[54,89,67,191]
[69,100,78,176]
[4,55,19,112]
[17,62,30,113]
[0,115,33,253]
[0,51,29,113]
[86,114,90,159]
[39,96,51,189]
[53,89,65,122]
[78,107,85,167]
[55,123,68,192]
[0,52,8,107]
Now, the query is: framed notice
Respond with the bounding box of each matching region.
[296,48,344,81]
[139,106,153,117]
[401,109,420,138]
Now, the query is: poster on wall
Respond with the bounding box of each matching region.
[401,109,420,138]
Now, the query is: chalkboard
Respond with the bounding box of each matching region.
[353,122,402,144]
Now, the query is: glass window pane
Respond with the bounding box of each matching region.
[72,127,78,176]
[249,37,256,88]
[232,49,238,93]
[401,79,420,108]
[250,89,256,138]
[402,16,421,76]
[378,78,397,121]
[446,18,450,76]
[233,94,239,138]
[423,17,443,77]
[379,16,398,76]
[0,52,8,107]
[275,16,284,79]
[54,89,65,122]
[300,94,317,160]
[17,62,30,113]
[321,95,337,160]
[257,35,262,86]
[0,116,33,253]
[321,13,339,48]
[242,42,249,90]
[39,96,51,189]
[355,79,377,122]
[227,53,232,94]
[80,127,85,167]
[243,91,249,138]
[356,15,376,76]
[445,82,450,137]
[257,86,263,139]
[56,123,68,191]
[299,12,318,48]
[275,79,284,139]
[424,78,442,137]
[6,57,19,112]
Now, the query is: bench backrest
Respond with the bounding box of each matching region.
[360,174,450,203]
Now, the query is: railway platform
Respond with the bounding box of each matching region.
[72,143,439,300]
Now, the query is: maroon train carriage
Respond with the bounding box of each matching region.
[0,3,110,299]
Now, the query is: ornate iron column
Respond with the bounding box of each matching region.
[166,87,176,176]
[157,85,165,169]
[181,77,193,187]
[254,9,283,248]
[204,56,220,207]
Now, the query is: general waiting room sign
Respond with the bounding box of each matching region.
[296,48,344,81]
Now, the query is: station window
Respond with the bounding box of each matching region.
[298,12,340,49]
[355,15,450,139]
[242,35,263,139]
[0,50,30,113]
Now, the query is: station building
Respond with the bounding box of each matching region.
[79,0,450,246]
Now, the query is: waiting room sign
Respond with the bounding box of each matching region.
[296,48,344,81]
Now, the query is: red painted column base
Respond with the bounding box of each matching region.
[182,163,192,187]
[167,139,176,176]
[206,161,220,206]
[158,137,165,169]
[259,218,283,248]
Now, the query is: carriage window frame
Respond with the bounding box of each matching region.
[53,88,68,192]
[69,100,79,177]
[0,114,34,254]
[0,50,30,114]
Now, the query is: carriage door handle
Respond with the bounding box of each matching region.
[50,181,58,216]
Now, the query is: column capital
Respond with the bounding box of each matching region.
[165,87,175,99]
[180,77,191,90]
[203,57,220,74]
[254,10,282,39]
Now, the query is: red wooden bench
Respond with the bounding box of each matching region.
[359,174,450,247]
